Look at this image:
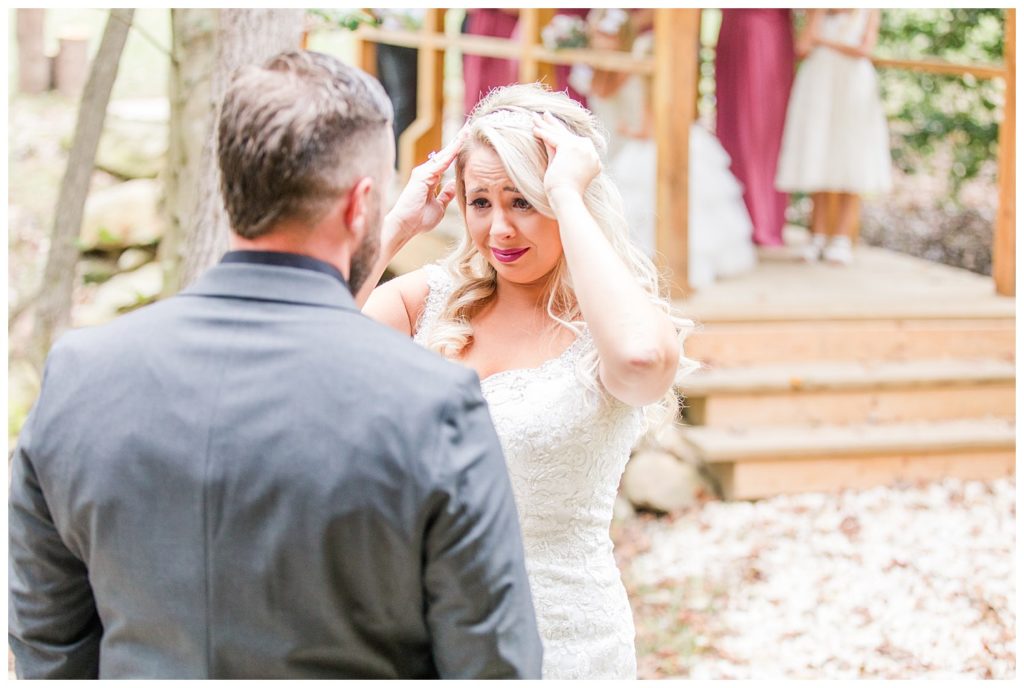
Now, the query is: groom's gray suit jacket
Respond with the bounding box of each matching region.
[8,254,542,679]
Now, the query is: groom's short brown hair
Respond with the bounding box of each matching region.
[217,50,393,239]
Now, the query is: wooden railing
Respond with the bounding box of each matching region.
[348,8,1015,298]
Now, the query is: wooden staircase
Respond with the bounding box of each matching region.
[668,243,1016,500]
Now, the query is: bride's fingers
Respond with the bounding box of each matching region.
[532,118,560,148]
[436,180,457,210]
[419,127,468,182]
[541,111,573,136]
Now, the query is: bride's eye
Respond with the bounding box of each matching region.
[512,197,533,211]
[469,198,490,210]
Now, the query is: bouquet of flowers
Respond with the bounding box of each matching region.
[541,14,588,51]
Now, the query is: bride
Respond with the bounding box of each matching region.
[359,84,696,678]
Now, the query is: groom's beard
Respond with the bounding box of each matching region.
[347,190,383,294]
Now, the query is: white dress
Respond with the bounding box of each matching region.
[775,9,893,194]
[413,264,644,679]
[582,36,757,290]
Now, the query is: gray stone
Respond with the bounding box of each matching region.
[117,247,153,272]
[622,449,703,514]
[97,99,169,180]
[613,495,636,522]
[78,256,119,284]
[73,262,163,327]
[79,179,165,251]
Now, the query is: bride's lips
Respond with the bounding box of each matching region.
[491,247,529,263]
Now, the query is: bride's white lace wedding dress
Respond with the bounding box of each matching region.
[414,264,645,679]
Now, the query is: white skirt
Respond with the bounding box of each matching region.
[775,47,893,194]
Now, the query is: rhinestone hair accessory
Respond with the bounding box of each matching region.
[475,107,537,128]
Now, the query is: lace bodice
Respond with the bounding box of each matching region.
[413,264,644,679]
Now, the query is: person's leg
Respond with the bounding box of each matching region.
[803,191,829,262]
[823,192,857,265]
[811,192,829,235]
[833,192,859,238]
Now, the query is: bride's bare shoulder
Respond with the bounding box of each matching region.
[363,268,431,337]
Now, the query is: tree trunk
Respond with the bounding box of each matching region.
[29,9,134,371]
[178,9,305,290]
[159,8,218,298]
[17,9,49,93]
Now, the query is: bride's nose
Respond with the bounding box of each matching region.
[489,207,516,239]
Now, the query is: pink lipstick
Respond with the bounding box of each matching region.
[491,247,529,263]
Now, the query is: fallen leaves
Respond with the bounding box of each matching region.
[614,476,1015,679]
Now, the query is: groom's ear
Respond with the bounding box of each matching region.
[343,176,374,245]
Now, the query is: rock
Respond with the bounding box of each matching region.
[117,247,154,272]
[78,256,119,284]
[613,495,636,522]
[622,449,703,513]
[96,99,169,180]
[79,179,165,251]
[73,262,163,327]
[107,97,170,124]
[95,121,166,180]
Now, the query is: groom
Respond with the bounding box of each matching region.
[8,51,542,679]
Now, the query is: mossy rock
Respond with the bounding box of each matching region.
[79,179,165,251]
[73,262,163,327]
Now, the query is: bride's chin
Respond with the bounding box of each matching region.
[493,263,559,289]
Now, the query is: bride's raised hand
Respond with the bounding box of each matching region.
[383,126,468,250]
[532,111,602,200]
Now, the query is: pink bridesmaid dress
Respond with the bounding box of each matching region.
[463,9,588,115]
[463,9,519,115]
[715,9,794,247]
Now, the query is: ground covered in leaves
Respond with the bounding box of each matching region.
[612,476,1015,679]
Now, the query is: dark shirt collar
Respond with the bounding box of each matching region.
[220,250,349,292]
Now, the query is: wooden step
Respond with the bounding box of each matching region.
[678,419,1016,500]
[680,359,1016,427]
[684,319,1015,367]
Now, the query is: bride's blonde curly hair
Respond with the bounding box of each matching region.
[425,83,698,424]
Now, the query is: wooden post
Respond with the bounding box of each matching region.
[994,8,1015,296]
[398,9,445,180]
[17,9,49,93]
[54,33,90,98]
[654,9,700,298]
[353,28,378,78]
[518,8,557,87]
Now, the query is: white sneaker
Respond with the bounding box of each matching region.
[823,236,853,265]
[802,233,828,263]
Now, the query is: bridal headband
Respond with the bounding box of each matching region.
[475,107,537,128]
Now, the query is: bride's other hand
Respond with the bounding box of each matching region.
[532,112,602,200]
[383,126,468,252]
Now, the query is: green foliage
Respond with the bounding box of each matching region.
[876,9,1006,193]
[308,9,377,32]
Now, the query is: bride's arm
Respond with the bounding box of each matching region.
[533,113,678,407]
[363,268,429,336]
[353,128,467,309]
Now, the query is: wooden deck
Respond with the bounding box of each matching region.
[677,227,1014,322]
